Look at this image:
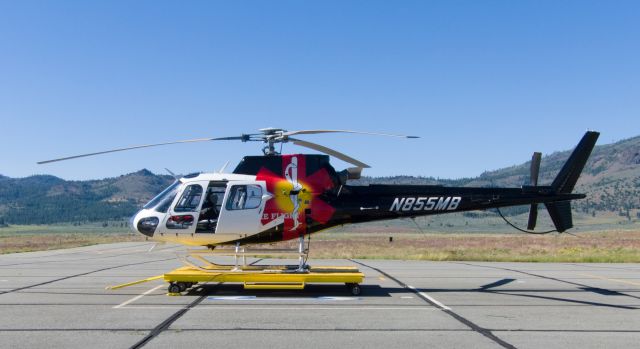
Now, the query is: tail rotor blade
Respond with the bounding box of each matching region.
[527,204,538,230]
[526,152,542,230]
[530,152,541,186]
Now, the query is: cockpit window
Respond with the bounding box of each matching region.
[143,181,180,213]
[174,185,203,212]
[226,185,262,210]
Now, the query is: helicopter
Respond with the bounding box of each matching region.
[39,128,599,250]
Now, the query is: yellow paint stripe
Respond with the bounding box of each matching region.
[378,277,386,281]
[106,275,164,290]
[580,273,640,287]
[114,284,164,309]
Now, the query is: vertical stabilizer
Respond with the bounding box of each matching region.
[545,201,573,232]
[551,131,600,193]
[545,131,599,232]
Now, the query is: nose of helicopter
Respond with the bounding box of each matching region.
[130,210,159,237]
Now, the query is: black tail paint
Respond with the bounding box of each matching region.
[551,131,600,194]
[545,201,573,232]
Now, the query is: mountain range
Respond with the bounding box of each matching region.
[1,135,639,225]
[0,169,174,224]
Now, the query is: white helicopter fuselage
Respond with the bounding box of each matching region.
[131,172,273,246]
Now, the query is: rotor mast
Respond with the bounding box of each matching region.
[259,127,286,156]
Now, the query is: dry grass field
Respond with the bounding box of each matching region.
[2,224,639,262]
[0,233,145,254]
[0,224,145,254]
[281,230,640,263]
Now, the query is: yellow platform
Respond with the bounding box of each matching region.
[108,264,365,296]
[165,265,364,295]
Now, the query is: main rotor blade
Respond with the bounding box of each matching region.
[37,137,242,164]
[282,129,419,138]
[289,138,370,168]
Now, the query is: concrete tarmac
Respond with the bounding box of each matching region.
[0,242,639,349]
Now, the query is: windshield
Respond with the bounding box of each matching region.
[143,181,181,212]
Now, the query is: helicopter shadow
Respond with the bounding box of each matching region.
[178,281,640,310]
[182,282,395,299]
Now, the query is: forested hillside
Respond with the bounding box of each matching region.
[0,170,173,224]
[0,135,638,225]
[351,135,640,217]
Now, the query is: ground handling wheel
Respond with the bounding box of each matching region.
[346,283,361,296]
[176,282,189,292]
[168,283,181,294]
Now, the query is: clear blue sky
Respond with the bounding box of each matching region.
[1,1,638,180]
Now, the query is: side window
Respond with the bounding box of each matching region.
[225,185,262,210]
[244,185,263,209]
[174,185,203,212]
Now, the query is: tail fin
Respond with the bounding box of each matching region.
[545,131,599,232]
[551,131,600,193]
[545,201,573,232]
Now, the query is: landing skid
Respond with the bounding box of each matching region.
[178,235,310,272]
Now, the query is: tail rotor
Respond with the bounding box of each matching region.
[527,152,542,230]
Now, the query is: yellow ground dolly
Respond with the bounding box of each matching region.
[107,264,364,296]
[107,241,364,296]
[170,264,363,295]
[107,243,365,296]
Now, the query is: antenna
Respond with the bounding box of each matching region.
[218,161,231,173]
[164,168,180,180]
